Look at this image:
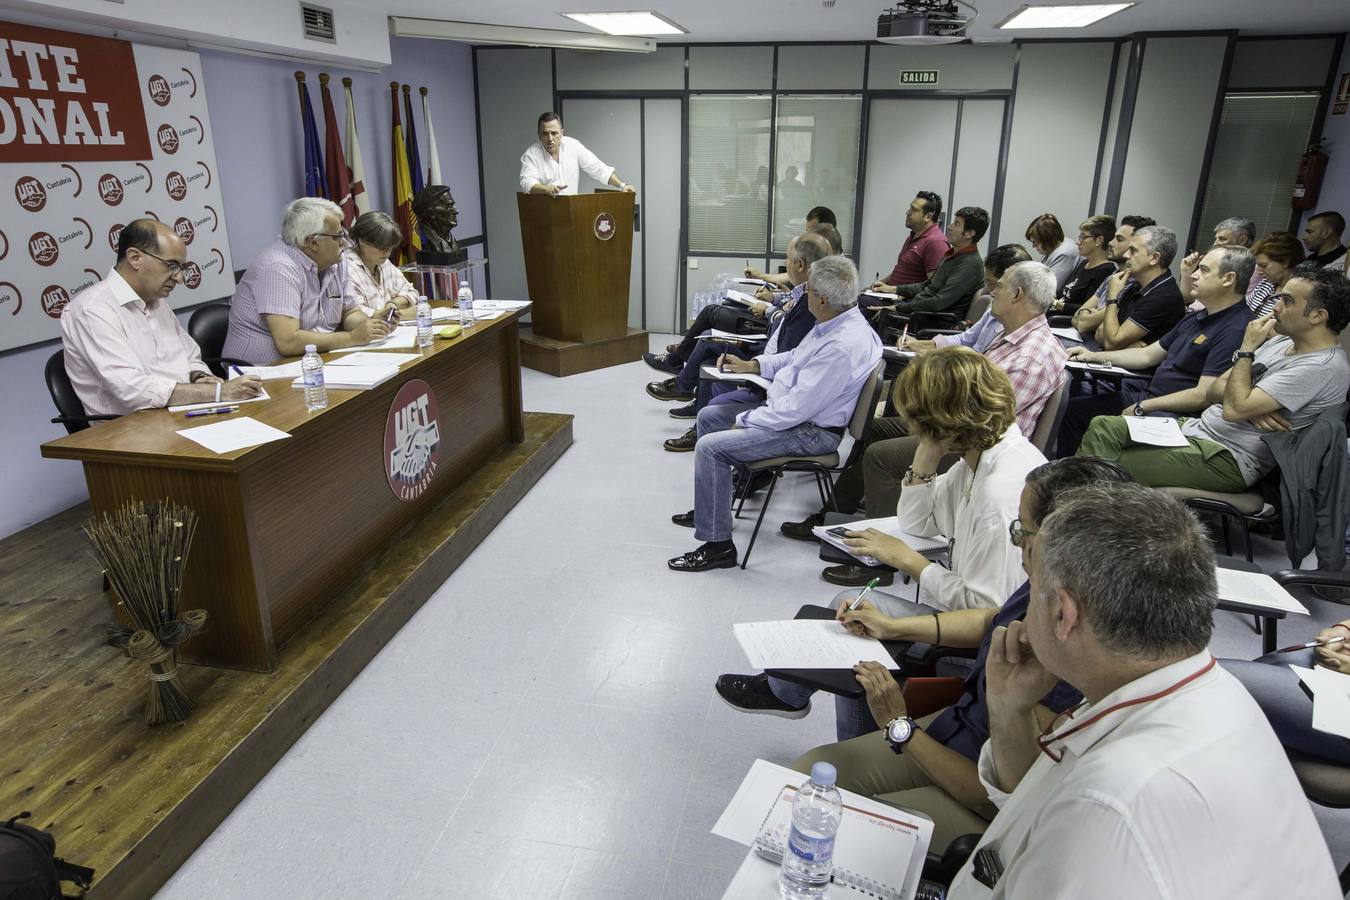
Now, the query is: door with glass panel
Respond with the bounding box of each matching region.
[858,97,1005,284]
[560,97,682,333]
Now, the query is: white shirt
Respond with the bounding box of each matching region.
[518,136,614,195]
[948,653,1340,900]
[60,269,210,417]
[898,427,1046,611]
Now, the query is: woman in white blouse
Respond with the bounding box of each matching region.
[841,347,1047,611]
[341,211,419,320]
[1025,212,1081,293]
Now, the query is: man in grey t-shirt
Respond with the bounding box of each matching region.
[1077,266,1350,492]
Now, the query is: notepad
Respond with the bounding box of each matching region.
[882,347,917,361]
[724,289,760,307]
[237,362,303,380]
[1216,568,1309,616]
[862,290,895,300]
[293,365,400,390]
[327,352,420,368]
[1292,665,1350,739]
[396,307,455,325]
[731,620,896,670]
[1124,415,1188,447]
[1065,358,1140,377]
[176,416,290,454]
[811,516,947,567]
[333,329,418,351]
[168,388,271,414]
[700,365,772,391]
[700,329,768,342]
[734,277,769,287]
[1050,326,1085,343]
[473,299,531,311]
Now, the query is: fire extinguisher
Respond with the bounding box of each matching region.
[1293,140,1328,211]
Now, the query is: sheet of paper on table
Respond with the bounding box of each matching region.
[1124,415,1188,447]
[333,329,418,351]
[1292,665,1350,739]
[293,365,400,390]
[1216,568,1309,615]
[326,352,421,368]
[237,362,303,380]
[731,619,896,670]
[168,388,271,414]
[176,416,290,454]
[473,299,531,311]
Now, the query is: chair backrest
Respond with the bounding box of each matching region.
[847,360,887,442]
[1028,374,1070,456]
[45,349,91,435]
[187,302,231,374]
[965,290,991,324]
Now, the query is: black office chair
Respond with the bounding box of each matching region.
[187,301,249,378]
[45,350,118,434]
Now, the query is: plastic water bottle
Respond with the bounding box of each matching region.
[457,276,474,327]
[416,294,434,348]
[779,762,843,900]
[301,344,327,411]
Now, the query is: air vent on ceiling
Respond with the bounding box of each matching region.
[300,3,336,43]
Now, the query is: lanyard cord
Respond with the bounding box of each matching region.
[1037,656,1217,763]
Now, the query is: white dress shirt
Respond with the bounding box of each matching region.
[899,427,1046,611]
[948,653,1340,899]
[60,269,210,417]
[518,136,614,195]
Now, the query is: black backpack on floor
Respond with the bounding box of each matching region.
[0,812,94,900]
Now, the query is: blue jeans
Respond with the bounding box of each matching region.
[676,339,755,392]
[1222,651,1350,765]
[769,589,936,741]
[692,403,840,543]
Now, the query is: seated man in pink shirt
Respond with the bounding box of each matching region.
[60,219,263,417]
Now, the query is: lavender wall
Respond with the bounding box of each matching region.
[0,36,480,540]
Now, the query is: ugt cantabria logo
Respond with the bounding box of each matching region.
[173,216,195,245]
[165,171,187,201]
[99,173,124,206]
[180,260,202,289]
[384,379,442,502]
[157,123,179,154]
[108,223,125,251]
[147,74,172,106]
[41,285,70,318]
[15,176,46,212]
[29,232,58,266]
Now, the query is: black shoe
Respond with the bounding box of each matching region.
[668,542,738,572]
[647,378,695,402]
[669,401,697,419]
[643,352,682,375]
[821,563,894,587]
[780,512,825,542]
[672,509,695,527]
[664,428,697,452]
[732,469,775,497]
[715,673,810,719]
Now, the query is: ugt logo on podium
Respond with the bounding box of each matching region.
[385,379,442,502]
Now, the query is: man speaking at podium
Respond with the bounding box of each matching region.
[519,112,637,196]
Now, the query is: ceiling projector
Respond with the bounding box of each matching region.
[877,0,977,45]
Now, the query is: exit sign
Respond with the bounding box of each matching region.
[900,70,939,86]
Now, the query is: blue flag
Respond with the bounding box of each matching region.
[296,73,327,198]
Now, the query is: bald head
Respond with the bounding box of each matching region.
[116,218,187,303]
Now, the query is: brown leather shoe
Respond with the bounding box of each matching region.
[647,378,696,402]
[780,512,825,542]
[821,563,894,587]
[664,427,697,452]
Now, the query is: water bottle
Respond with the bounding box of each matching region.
[416,294,434,348]
[779,762,843,900]
[301,344,327,411]
[457,276,474,328]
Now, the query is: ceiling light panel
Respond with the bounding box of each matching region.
[999,4,1134,29]
[562,11,687,35]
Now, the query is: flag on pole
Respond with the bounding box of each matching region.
[318,73,353,226]
[420,86,442,186]
[401,84,425,198]
[342,77,370,216]
[294,71,326,199]
[390,81,420,265]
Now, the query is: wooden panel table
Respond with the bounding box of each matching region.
[41,309,526,672]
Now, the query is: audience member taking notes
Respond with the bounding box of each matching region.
[60,218,263,417]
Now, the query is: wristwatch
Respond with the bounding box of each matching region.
[885,715,918,754]
[1232,350,1257,363]
[1133,402,1148,417]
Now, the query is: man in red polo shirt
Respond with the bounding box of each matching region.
[870,190,951,292]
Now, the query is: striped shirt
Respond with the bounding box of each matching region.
[340,248,418,317]
[983,314,1068,437]
[223,239,355,365]
[1245,277,1279,317]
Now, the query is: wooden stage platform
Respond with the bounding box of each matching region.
[0,411,571,899]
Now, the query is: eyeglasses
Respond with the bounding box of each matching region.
[1009,518,1037,548]
[139,249,186,278]
[313,229,352,248]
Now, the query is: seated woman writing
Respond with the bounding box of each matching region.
[341,211,420,321]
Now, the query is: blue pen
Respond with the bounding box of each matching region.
[229,364,245,378]
[184,405,239,418]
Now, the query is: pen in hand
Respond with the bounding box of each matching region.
[898,323,909,350]
[848,577,881,612]
[1277,635,1346,654]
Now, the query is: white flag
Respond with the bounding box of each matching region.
[420,86,442,185]
[342,78,370,215]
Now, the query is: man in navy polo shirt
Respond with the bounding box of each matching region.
[1055,245,1255,456]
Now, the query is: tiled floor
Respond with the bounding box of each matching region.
[156,334,1350,899]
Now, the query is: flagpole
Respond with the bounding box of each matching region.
[318,72,354,226]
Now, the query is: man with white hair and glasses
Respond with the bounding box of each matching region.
[223,197,393,365]
[945,482,1338,898]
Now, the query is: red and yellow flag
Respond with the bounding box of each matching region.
[390,81,421,266]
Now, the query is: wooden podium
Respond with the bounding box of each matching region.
[517,191,648,376]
